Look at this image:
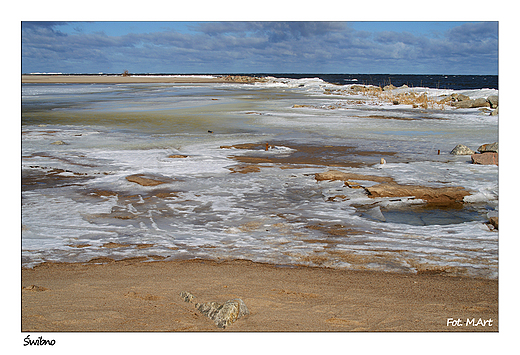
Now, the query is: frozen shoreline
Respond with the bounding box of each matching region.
[21,79,499,278]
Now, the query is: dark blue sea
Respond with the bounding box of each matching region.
[73,73,498,90]
[250,73,498,90]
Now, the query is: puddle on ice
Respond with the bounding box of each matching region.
[357,204,487,226]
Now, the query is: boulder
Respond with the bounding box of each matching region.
[440,93,470,104]
[471,152,498,165]
[473,98,491,108]
[487,95,498,109]
[477,142,498,153]
[491,107,499,116]
[489,216,498,230]
[450,144,475,155]
[453,98,490,109]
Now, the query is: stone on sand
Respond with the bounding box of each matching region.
[195,299,249,329]
[180,291,249,329]
[450,144,475,155]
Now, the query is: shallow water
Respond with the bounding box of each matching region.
[21,79,498,278]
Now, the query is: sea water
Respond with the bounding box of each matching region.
[21,76,498,278]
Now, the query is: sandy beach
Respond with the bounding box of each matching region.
[22,258,498,332]
[21,74,256,84]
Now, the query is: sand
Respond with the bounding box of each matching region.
[22,258,497,332]
[21,74,251,84]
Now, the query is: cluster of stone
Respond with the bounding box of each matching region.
[450,142,498,166]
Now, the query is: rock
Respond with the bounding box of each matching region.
[195,299,249,329]
[440,93,470,104]
[452,100,473,108]
[180,291,195,303]
[180,291,249,329]
[450,144,475,155]
[487,95,498,109]
[473,98,491,108]
[125,174,174,186]
[51,140,67,145]
[491,107,499,116]
[365,183,470,207]
[477,142,498,153]
[453,97,490,109]
[489,216,498,230]
[471,152,498,165]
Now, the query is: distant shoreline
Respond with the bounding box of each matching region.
[21,74,261,84]
[21,73,499,90]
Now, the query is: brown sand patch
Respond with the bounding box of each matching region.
[356,115,417,121]
[125,291,164,301]
[87,257,115,264]
[67,244,91,248]
[222,143,397,168]
[153,191,180,198]
[315,169,394,183]
[125,174,174,186]
[168,154,188,159]
[228,165,262,174]
[305,223,366,237]
[365,183,470,207]
[220,143,265,150]
[237,221,265,232]
[102,242,131,248]
[315,169,470,208]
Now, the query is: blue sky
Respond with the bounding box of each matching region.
[21,21,498,75]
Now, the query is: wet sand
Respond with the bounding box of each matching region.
[22,258,497,332]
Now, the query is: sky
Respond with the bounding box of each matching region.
[21,21,498,75]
